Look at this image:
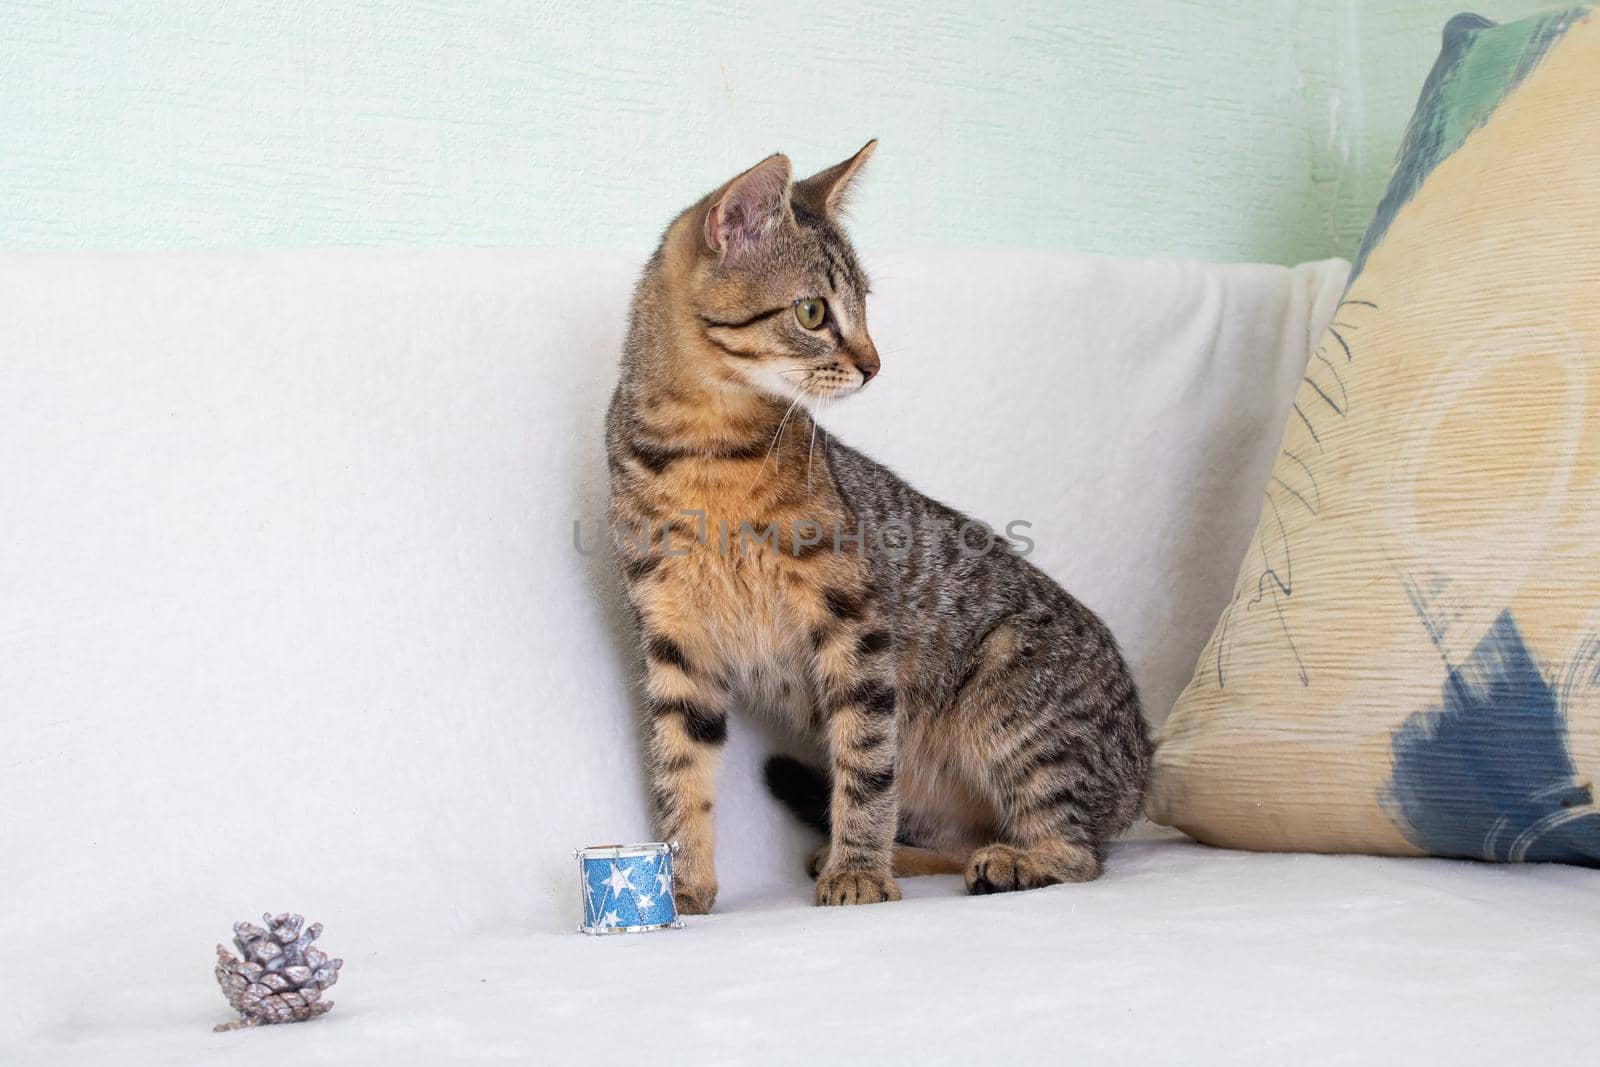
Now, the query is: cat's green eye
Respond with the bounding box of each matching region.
[794,297,827,330]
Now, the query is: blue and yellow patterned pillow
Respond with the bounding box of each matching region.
[1148,8,1600,864]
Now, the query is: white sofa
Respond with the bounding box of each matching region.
[7,250,1596,1064]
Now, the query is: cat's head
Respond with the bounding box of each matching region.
[661,142,881,403]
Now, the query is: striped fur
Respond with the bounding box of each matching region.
[606,145,1150,910]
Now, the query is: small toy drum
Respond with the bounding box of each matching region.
[576,842,684,934]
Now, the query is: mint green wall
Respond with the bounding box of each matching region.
[0,2,1551,262]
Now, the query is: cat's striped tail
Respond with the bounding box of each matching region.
[762,754,832,834]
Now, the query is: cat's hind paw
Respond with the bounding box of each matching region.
[965,841,1099,894]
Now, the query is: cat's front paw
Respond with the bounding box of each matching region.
[673,880,717,916]
[814,865,901,906]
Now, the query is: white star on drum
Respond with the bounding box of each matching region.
[604,863,635,895]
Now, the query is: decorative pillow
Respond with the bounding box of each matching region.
[1147,7,1600,864]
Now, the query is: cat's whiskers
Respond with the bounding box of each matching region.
[806,392,838,491]
[806,402,820,491]
[747,379,809,495]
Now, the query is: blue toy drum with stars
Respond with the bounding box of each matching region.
[576,842,684,934]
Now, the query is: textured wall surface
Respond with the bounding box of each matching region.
[1313,0,1548,258]
[0,1,1551,260]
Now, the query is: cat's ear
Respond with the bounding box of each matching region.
[793,139,877,217]
[704,154,793,261]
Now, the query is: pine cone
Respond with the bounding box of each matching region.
[213,912,343,1032]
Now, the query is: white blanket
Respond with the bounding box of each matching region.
[16,842,1599,1065]
[28,249,1559,1065]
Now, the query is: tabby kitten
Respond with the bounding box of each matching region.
[605,142,1150,910]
